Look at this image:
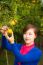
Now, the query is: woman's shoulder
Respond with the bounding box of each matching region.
[33,46,42,55]
[14,42,23,49]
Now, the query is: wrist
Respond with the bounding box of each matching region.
[10,42,14,44]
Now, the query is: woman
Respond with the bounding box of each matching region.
[1,24,42,65]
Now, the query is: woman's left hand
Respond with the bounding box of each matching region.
[0,25,14,44]
[5,32,14,44]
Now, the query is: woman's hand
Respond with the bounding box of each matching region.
[0,26,8,36]
[5,32,14,44]
[0,26,14,44]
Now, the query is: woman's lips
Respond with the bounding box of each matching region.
[25,39,30,41]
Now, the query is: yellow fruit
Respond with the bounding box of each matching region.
[32,0,36,3]
[7,28,13,37]
[9,19,17,26]
[11,21,16,25]
[7,28,13,33]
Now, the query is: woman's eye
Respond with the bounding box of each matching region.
[24,32,32,35]
[29,33,32,35]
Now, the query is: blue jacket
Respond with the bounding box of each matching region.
[2,36,42,65]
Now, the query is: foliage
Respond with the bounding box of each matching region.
[0,0,43,42]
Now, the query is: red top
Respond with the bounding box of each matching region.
[18,43,35,65]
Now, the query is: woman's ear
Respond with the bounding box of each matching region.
[34,34,37,39]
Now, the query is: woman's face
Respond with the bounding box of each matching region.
[23,28,36,45]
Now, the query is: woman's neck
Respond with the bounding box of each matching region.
[25,42,34,46]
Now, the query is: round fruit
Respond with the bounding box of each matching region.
[7,28,13,37]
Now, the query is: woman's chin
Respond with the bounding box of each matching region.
[25,41,31,45]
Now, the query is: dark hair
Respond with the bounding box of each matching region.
[23,23,38,35]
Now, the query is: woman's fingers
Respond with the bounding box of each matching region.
[2,26,8,31]
[8,32,14,44]
[4,30,14,44]
[6,33,14,44]
[0,25,14,44]
[0,26,8,35]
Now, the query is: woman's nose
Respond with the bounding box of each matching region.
[26,34,29,38]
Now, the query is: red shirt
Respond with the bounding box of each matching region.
[18,43,35,65]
